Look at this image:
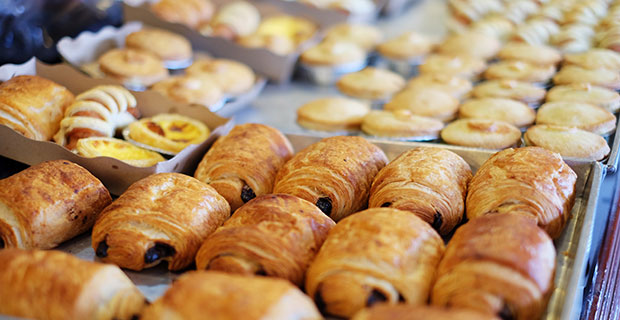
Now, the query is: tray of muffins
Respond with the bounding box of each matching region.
[0,121,605,320]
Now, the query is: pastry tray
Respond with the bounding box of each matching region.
[0,134,604,320]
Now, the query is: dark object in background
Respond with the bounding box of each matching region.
[0,0,122,65]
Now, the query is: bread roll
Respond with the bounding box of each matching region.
[0,160,112,249]
[0,249,146,320]
[431,213,556,320]
[0,75,74,140]
[195,123,293,212]
[195,194,335,286]
[306,208,445,318]
[466,147,577,238]
[369,147,472,236]
[141,271,321,320]
[92,173,230,271]
[273,136,388,221]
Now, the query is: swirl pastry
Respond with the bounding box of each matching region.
[98,48,168,88]
[273,136,388,221]
[431,213,556,320]
[141,271,321,320]
[54,85,139,150]
[127,113,210,154]
[369,147,472,236]
[194,123,293,211]
[0,160,112,249]
[352,305,500,320]
[306,208,445,318]
[195,194,335,285]
[0,75,74,141]
[466,147,577,238]
[0,249,147,320]
[92,173,230,271]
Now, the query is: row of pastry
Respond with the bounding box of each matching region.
[0,122,576,319]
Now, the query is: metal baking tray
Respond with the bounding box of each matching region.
[0,134,604,320]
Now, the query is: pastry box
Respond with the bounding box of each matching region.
[57,22,267,117]
[18,134,604,320]
[0,59,233,195]
[122,0,339,83]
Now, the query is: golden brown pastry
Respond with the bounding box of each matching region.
[0,75,74,141]
[0,249,147,320]
[419,54,487,79]
[431,213,556,320]
[151,0,214,29]
[440,118,522,150]
[324,23,383,51]
[0,160,112,249]
[466,147,577,238]
[458,98,536,128]
[437,31,501,60]
[369,147,472,236]
[352,304,500,320]
[377,31,433,61]
[194,123,293,212]
[384,87,460,122]
[141,271,322,320]
[195,194,335,285]
[297,97,370,132]
[337,67,406,100]
[545,83,620,113]
[151,75,224,108]
[563,48,620,70]
[497,42,562,66]
[186,58,256,95]
[200,1,260,40]
[361,110,444,140]
[552,65,620,90]
[127,113,210,154]
[98,48,169,88]
[471,79,547,105]
[92,173,230,271]
[405,73,473,100]
[273,136,388,221]
[125,28,193,64]
[536,101,616,136]
[76,137,166,167]
[306,208,445,318]
[524,125,610,161]
[484,60,556,83]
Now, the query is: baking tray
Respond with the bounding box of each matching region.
[0,134,603,320]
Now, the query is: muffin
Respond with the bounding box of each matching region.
[296,97,370,131]
[563,48,620,71]
[472,79,547,105]
[524,125,610,160]
[323,23,383,51]
[152,75,224,108]
[336,67,406,101]
[125,28,193,68]
[361,109,444,140]
[536,101,617,135]
[497,42,562,66]
[441,118,522,149]
[458,98,536,128]
[406,74,473,100]
[546,84,620,113]
[98,48,169,88]
[377,31,434,61]
[437,31,501,60]
[384,87,460,122]
[419,54,487,79]
[484,60,556,84]
[186,58,256,95]
[552,65,620,90]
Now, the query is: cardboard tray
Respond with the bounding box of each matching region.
[122,0,340,83]
[0,59,233,195]
[56,22,267,117]
[257,0,389,23]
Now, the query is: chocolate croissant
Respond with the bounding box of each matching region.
[431,213,556,320]
[352,304,500,320]
[369,147,472,236]
[273,136,388,221]
[0,160,112,249]
[92,173,230,271]
[195,123,294,212]
[306,208,445,318]
[0,249,147,320]
[466,146,577,238]
[195,194,335,286]
[141,271,322,320]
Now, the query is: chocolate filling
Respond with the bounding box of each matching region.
[0,237,4,249]
[366,289,388,307]
[431,211,443,233]
[314,289,327,313]
[398,293,405,302]
[241,184,256,203]
[498,303,515,320]
[316,197,333,216]
[381,202,392,207]
[96,240,109,258]
[130,315,140,320]
[255,268,267,276]
[144,243,176,264]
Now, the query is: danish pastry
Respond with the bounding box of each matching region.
[466,147,577,238]
[369,147,472,236]
[273,136,388,221]
[0,160,111,249]
[0,249,147,320]
[186,58,256,95]
[151,75,224,108]
[92,173,230,271]
[0,75,74,141]
[195,194,335,286]
[306,208,445,318]
[76,137,166,167]
[127,113,210,154]
[98,48,168,88]
[141,271,321,320]
[431,213,556,320]
[194,123,293,212]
